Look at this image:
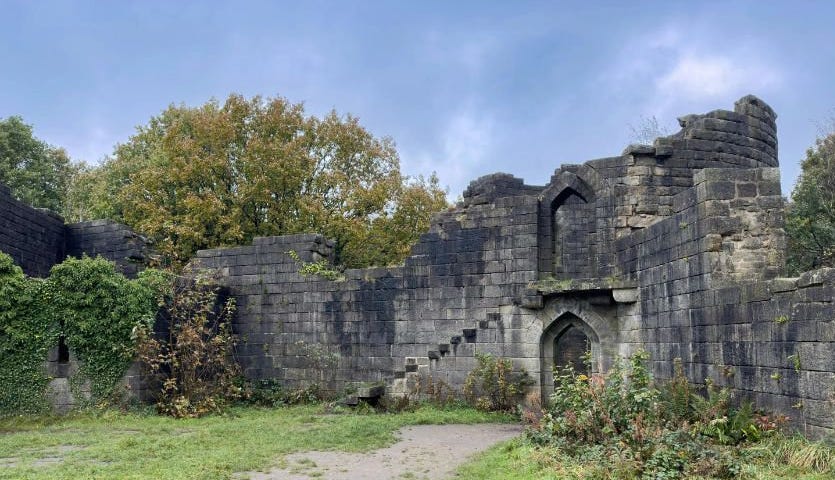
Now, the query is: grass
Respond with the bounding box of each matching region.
[2,404,832,480]
[0,404,512,480]
[456,435,835,480]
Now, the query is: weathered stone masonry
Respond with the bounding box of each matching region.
[188,95,833,436]
[0,183,153,278]
[2,95,833,436]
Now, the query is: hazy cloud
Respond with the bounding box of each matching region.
[605,22,782,118]
[656,54,780,101]
[405,107,495,197]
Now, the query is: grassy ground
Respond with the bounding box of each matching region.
[0,405,512,480]
[455,436,835,480]
[3,405,831,480]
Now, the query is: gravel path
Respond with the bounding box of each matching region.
[237,423,523,480]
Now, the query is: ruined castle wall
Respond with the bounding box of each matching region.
[190,189,544,394]
[678,271,835,438]
[0,182,152,278]
[618,167,833,437]
[65,219,153,278]
[581,95,779,242]
[0,183,66,277]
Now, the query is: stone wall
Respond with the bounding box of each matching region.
[1,94,832,435]
[65,219,153,278]
[0,183,66,277]
[0,182,156,412]
[613,167,834,436]
[187,95,833,437]
[190,189,545,394]
[0,183,153,278]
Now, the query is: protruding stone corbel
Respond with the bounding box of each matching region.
[612,288,639,303]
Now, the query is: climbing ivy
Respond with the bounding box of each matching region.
[0,251,169,414]
[0,253,58,414]
[47,256,169,405]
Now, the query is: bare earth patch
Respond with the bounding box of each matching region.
[1,444,85,468]
[237,423,523,480]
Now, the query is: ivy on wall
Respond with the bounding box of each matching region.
[48,256,169,404]
[0,254,57,414]
[0,251,169,414]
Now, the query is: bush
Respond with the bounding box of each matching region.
[241,379,288,407]
[135,272,242,418]
[464,352,532,412]
[533,351,783,479]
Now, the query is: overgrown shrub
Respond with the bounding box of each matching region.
[135,272,242,418]
[241,379,288,407]
[464,352,532,412]
[532,350,785,479]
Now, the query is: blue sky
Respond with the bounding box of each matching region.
[2,1,834,197]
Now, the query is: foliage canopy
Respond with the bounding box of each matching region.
[785,131,835,273]
[69,94,448,268]
[0,116,76,212]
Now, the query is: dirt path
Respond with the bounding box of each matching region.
[236,423,523,480]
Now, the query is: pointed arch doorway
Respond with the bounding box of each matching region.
[540,312,599,401]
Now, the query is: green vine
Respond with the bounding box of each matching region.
[0,251,168,414]
[47,256,168,405]
[0,253,58,414]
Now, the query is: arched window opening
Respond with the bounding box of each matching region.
[551,189,595,278]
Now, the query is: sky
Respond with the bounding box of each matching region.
[2,1,834,197]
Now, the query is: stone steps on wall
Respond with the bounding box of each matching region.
[388,322,484,397]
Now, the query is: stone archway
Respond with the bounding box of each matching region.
[540,312,600,402]
[554,323,591,375]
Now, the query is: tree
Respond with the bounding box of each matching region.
[72,94,448,268]
[785,131,835,273]
[0,116,76,212]
[628,115,671,145]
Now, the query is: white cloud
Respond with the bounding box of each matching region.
[656,54,780,100]
[403,108,495,198]
[602,22,783,118]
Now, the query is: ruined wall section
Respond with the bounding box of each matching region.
[191,178,544,394]
[0,182,154,278]
[618,167,833,436]
[576,95,778,244]
[537,96,779,282]
[65,220,154,278]
[681,271,835,438]
[0,183,66,277]
[615,177,708,376]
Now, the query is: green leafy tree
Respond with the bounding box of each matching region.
[71,94,448,268]
[785,131,835,273]
[0,116,76,212]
